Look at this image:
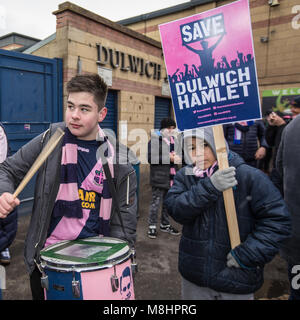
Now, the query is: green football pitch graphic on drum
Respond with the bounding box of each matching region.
[41,238,128,265]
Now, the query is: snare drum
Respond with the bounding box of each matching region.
[39,237,135,300]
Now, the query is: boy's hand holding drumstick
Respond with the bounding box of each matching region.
[0,128,64,219]
[0,193,20,218]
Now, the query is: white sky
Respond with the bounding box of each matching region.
[0,0,188,40]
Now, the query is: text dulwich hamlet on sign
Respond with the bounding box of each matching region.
[175,67,251,109]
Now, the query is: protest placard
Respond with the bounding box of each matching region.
[159,0,262,248]
[159,0,261,132]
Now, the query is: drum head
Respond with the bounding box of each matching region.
[40,237,130,271]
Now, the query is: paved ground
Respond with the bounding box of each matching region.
[1,169,291,300]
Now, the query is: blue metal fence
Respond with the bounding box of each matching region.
[0,49,63,202]
[154,97,171,130]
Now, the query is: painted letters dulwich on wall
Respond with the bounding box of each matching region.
[159,0,261,131]
[96,44,162,80]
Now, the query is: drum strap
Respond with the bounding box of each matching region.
[99,150,127,241]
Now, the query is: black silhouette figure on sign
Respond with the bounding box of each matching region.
[183,34,225,73]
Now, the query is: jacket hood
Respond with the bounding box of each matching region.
[182,151,244,175]
[180,127,229,165]
[228,150,245,168]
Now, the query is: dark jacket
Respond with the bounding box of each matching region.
[0,122,17,252]
[223,121,268,163]
[276,115,300,264]
[0,122,137,274]
[147,131,179,190]
[265,124,287,167]
[0,209,18,252]
[265,123,288,194]
[165,152,291,294]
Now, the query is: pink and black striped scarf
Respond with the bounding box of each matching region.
[52,126,114,228]
[193,161,218,178]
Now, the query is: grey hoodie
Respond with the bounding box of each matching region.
[181,126,229,165]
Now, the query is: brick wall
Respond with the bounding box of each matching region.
[125,0,300,97]
[32,2,171,139]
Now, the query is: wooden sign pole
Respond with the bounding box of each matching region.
[212,125,240,249]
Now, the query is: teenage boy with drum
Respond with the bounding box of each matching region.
[0,74,137,300]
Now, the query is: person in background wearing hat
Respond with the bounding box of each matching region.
[290,96,300,118]
[276,114,300,300]
[147,118,181,239]
[265,110,292,194]
[164,127,291,300]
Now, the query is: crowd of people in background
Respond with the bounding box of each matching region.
[169,36,255,85]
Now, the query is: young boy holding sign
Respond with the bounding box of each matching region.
[164,127,291,300]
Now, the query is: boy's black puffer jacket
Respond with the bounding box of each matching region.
[165,152,291,294]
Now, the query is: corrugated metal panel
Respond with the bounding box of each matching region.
[101,89,118,135]
[0,49,63,202]
[0,49,63,153]
[154,97,171,129]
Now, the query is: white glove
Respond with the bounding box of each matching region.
[210,167,237,192]
[226,252,240,268]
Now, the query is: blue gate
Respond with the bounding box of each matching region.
[0,49,63,203]
[154,97,171,130]
[100,89,118,135]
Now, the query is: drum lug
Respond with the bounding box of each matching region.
[72,280,81,299]
[40,274,49,291]
[72,270,81,299]
[131,248,138,277]
[110,265,119,292]
[35,259,49,291]
[131,262,138,277]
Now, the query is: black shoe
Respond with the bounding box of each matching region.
[0,248,11,265]
[147,226,157,239]
[160,224,180,236]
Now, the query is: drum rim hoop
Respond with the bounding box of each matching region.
[40,236,131,271]
[41,251,132,272]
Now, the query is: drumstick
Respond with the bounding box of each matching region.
[13,128,65,199]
